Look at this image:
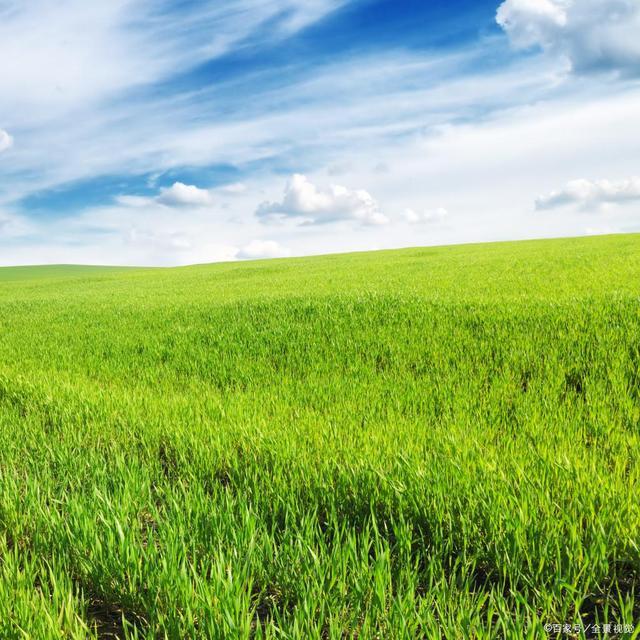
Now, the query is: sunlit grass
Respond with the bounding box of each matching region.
[0,234,639,638]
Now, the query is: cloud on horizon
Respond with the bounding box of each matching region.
[535,177,640,210]
[237,239,291,260]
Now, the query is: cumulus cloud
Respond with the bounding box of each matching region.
[497,0,640,75]
[535,176,640,210]
[0,130,13,153]
[115,182,216,209]
[403,207,448,223]
[157,182,214,207]
[237,239,291,260]
[256,174,389,226]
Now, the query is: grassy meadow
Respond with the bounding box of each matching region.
[0,234,639,639]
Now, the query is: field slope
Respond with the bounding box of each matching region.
[0,234,639,639]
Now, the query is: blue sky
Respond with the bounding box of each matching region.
[0,0,639,265]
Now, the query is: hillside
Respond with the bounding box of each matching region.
[0,234,639,638]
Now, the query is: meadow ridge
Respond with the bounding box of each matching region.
[0,234,639,638]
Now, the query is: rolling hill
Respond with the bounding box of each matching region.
[0,234,638,638]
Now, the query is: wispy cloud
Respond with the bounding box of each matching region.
[1,1,639,265]
[0,0,349,117]
[1,30,562,209]
[0,0,350,203]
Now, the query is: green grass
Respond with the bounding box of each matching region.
[0,265,138,282]
[0,234,639,639]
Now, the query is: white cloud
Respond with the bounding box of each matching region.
[5,83,640,266]
[0,0,352,206]
[403,207,448,223]
[237,239,291,260]
[256,174,389,226]
[497,0,640,75]
[0,130,13,153]
[497,0,568,49]
[0,210,32,237]
[219,182,247,195]
[0,1,347,119]
[535,176,640,210]
[276,0,348,34]
[2,2,640,265]
[114,182,215,209]
[125,227,192,251]
[157,182,213,207]
[0,42,557,210]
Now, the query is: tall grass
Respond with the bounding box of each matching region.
[0,234,638,638]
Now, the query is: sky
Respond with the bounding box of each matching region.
[0,0,639,266]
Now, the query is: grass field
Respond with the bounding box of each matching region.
[0,234,639,639]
